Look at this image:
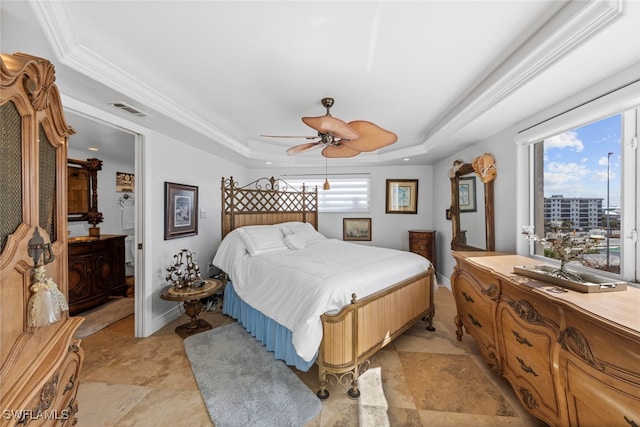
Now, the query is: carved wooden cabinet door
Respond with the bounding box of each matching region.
[0,53,84,425]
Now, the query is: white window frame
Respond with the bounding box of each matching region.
[515,81,639,284]
[282,174,371,213]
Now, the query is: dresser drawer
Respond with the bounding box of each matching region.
[453,271,500,370]
[559,309,640,426]
[19,340,84,426]
[498,301,560,424]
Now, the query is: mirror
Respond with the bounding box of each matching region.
[67,158,103,226]
[449,154,496,251]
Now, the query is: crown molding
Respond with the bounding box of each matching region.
[29,0,623,166]
[30,0,251,158]
[424,0,623,143]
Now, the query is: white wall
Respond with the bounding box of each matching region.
[248,164,434,251]
[146,134,248,330]
[433,132,519,287]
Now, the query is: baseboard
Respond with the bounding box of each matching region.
[150,305,182,334]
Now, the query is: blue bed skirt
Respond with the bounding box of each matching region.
[222,281,317,371]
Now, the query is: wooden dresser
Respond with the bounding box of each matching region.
[1,53,83,425]
[68,235,127,315]
[408,230,436,270]
[451,251,640,427]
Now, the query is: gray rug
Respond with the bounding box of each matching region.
[184,322,322,427]
[74,297,134,339]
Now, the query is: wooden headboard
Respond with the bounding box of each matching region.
[220,176,318,237]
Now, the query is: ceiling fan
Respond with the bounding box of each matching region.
[261,97,398,158]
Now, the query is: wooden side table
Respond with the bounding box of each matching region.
[160,278,223,338]
[408,229,436,271]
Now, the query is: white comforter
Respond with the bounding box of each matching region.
[215,232,430,362]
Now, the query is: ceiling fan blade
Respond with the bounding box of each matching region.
[301,115,360,140]
[322,144,360,158]
[286,141,322,155]
[260,134,318,139]
[340,120,398,152]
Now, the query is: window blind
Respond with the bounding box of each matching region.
[283,174,371,213]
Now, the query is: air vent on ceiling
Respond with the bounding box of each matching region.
[109,101,150,117]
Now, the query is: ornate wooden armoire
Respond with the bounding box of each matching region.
[1,53,83,425]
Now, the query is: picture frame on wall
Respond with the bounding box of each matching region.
[116,172,135,192]
[458,176,477,213]
[343,218,372,241]
[385,179,418,214]
[164,182,198,240]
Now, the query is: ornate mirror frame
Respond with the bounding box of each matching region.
[449,154,496,251]
[67,157,103,226]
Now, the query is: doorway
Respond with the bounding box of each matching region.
[65,109,141,337]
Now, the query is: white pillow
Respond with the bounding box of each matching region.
[299,222,326,244]
[284,231,306,250]
[277,221,305,235]
[237,225,288,256]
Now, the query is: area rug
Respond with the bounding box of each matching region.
[184,322,322,427]
[74,298,134,339]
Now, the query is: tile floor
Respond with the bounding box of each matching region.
[75,286,548,426]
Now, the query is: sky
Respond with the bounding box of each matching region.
[543,114,621,207]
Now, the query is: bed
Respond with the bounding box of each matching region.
[214,176,435,399]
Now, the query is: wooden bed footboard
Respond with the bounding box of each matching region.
[316,266,435,399]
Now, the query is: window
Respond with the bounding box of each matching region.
[283,174,371,213]
[527,106,638,282]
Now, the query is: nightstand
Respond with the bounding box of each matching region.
[408,230,436,271]
[160,278,223,338]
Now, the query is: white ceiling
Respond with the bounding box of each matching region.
[2,0,639,168]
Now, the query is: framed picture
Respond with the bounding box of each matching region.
[343,218,372,241]
[459,176,477,212]
[385,179,418,214]
[164,182,198,240]
[116,172,135,192]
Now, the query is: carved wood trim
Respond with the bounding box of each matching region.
[558,327,605,371]
[508,299,546,326]
[482,283,500,302]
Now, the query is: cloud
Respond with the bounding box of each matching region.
[544,131,584,152]
[544,162,589,185]
[593,170,616,182]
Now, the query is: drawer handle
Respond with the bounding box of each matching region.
[462,291,475,303]
[516,356,538,377]
[468,314,482,328]
[624,415,638,427]
[512,330,533,347]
